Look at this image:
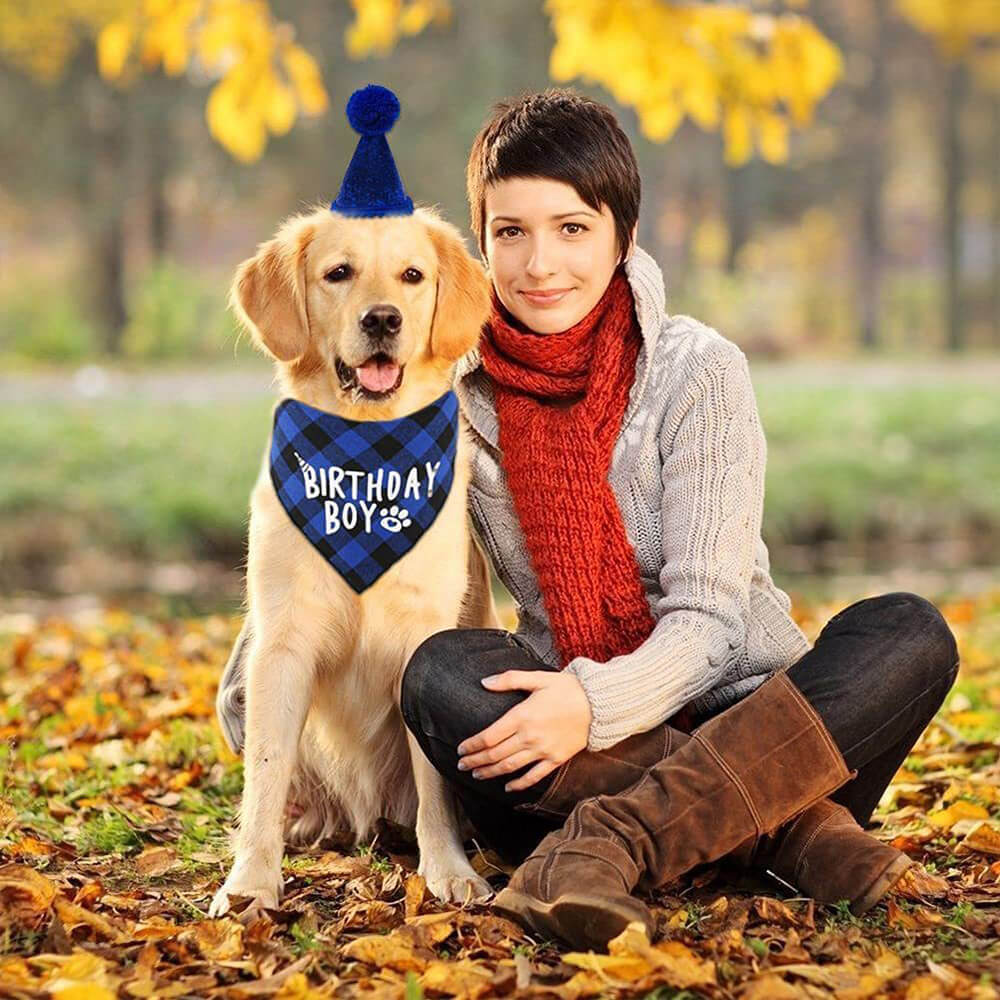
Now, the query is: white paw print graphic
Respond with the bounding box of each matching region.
[379,505,412,532]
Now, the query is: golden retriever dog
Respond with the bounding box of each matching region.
[209,204,498,920]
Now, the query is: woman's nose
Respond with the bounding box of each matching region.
[525,239,557,279]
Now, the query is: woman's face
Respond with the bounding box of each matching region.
[483,177,624,334]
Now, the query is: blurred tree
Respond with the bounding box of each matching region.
[3,0,842,167]
[895,0,1000,351]
[1,0,848,354]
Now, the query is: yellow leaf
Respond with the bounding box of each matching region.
[97,22,133,80]
[50,986,117,1000]
[265,80,297,135]
[755,110,789,164]
[723,104,753,167]
[927,800,990,830]
[420,959,493,994]
[283,45,328,115]
[404,872,426,918]
[958,821,1000,856]
[180,918,245,961]
[342,929,428,972]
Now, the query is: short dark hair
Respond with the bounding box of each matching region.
[466,88,640,261]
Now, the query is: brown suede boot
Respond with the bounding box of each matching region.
[727,799,914,915]
[493,671,855,949]
[515,719,691,820]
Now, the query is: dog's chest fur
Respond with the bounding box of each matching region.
[246,427,473,839]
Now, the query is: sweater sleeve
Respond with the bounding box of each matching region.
[564,344,766,751]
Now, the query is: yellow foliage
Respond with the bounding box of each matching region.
[345,0,451,59]
[545,0,842,165]
[0,0,126,82]
[895,0,1000,60]
[4,0,844,165]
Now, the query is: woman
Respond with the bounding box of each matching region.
[218,89,959,948]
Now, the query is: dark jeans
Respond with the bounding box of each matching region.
[400,592,959,865]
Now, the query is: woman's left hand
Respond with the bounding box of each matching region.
[456,671,592,791]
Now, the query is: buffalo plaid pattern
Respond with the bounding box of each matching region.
[269,390,458,593]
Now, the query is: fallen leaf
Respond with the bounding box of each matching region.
[0,863,57,928]
[179,918,244,960]
[742,974,807,999]
[420,958,493,996]
[893,865,951,900]
[403,872,425,918]
[53,897,123,941]
[927,801,989,830]
[134,846,180,877]
[958,821,1000,857]
[342,928,429,972]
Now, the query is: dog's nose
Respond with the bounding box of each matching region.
[360,305,402,339]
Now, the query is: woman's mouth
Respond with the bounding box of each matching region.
[519,288,572,307]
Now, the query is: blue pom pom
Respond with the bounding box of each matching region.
[345,85,400,136]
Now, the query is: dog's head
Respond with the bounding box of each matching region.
[230,206,490,411]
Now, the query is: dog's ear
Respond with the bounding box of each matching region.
[230,218,315,362]
[426,216,491,363]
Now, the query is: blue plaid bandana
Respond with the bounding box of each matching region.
[269,390,458,593]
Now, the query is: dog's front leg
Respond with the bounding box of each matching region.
[210,635,315,921]
[406,731,493,904]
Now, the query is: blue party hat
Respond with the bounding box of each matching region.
[330,85,413,217]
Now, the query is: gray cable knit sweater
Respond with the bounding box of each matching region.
[452,245,811,752]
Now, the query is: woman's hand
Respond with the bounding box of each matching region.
[456,671,592,791]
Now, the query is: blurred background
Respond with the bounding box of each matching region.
[1,0,998,620]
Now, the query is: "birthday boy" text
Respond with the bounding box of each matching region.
[295,455,441,534]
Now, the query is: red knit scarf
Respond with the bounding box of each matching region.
[480,268,657,667]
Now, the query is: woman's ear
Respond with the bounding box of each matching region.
[230,217,315,362]
[620,223,639,265]
[425,214,491,362]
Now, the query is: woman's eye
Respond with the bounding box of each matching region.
[324,264,353,283]
[496,226,521,239]
[402,267,424,284]
[562,223,587,235]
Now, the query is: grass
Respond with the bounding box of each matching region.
[2,362,999,589]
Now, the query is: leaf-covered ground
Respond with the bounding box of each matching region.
[1,592,1000,999]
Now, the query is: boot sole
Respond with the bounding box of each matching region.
[850,854,915,916]
[493,887,652,951]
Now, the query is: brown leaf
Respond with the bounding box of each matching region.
[72,881,104,908]
[893,865,952,901]
[6,836,57,857]
[770,928,810,965]
[53,897,123,941]
[134,845,180,876]
[0,862,57,928]
[752,896,800,927]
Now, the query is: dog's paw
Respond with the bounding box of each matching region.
[209,874,282,923]
[421,860,493,905]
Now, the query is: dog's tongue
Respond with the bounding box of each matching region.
[356,358,400,393]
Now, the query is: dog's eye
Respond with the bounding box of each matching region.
[324,264,353,283]
[401,267,424,284]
